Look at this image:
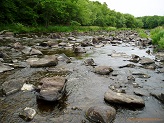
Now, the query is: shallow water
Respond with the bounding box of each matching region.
[0,35,164,123]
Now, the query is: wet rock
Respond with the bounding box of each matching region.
[94,66,113,75]
[110,40,122,44]
[19,107,36,121]
[104,89,145,107]
[119,63,135,68]
[21,46,32,55]
[151,92,164,103]
[2,78,26,95]
[13,42,23,49]
[27,55,58,67]
[84,58,97,66]
[58,42,67,47]
[21,83,35,91]
[85,106,116,123]
[94,44,104,48]
[127,75,135,81]
[30,48,43,55]
[74,47,86,53]
[36,76,67,101]
[92,37,99,44]
[57,53,71,63]
[142,63,157,70]
[0,62,14,73]
[134,89,148,96]
[132,72,151,78]
[68,37,76,41]
[111,52,129,58]
[139,57,154,65]
[155,52,164,62]
[129,54,140,63]
[81,41,93,47]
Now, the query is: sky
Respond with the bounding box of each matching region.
[90,0,164,17]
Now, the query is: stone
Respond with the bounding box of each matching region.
[139,57,154,65]
[0,63,14,73]
[36,76,67,101]
[151,92,164,103]
[22,46,32,55]
[57,53,71,63]
[85,106,116,123]
[104,89,145,107]
[155,52,164,62]
[21,83,35,91]
[74,47,86,53]
[129,54,140,63]
[119,63,135,68]
[2,78,26,96]
[19,107,36,121]
[13,42,23,49]
[84,58,97,66]
[94,66,113,75]
[30,48,43,55]
[27,55,58,67]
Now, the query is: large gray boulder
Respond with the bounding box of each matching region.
[94,66,113,75]
[36,76,67,101]
[26,55,58,67]
[85,106,116,123]
[104,89,145,107]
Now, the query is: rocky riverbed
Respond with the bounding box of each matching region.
[0,30,164,123]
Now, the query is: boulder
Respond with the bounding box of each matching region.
[139,57,154,65]
[119,63,135,68]
[85,106,116,123]
[26,55,58,67]
[155,52,164,62]
[36,76,67,101]
[74,47,86,53]
[104,89,145,107]
[30,48,43,55]
[129,54,140,63]
[19,107,36,121]
[2,78,26,95]
[94,66,113,75]
[21,83,35,91]
[151,92,164,103]
[0,62,14,73]
[84,58,97,66]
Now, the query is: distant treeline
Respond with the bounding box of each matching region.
[0,0,163,28]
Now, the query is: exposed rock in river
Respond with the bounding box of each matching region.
[26,55,58,67]
[104,89,145,107]
[85,106,116,123]
[94,66,113,75]
[19,107,36,121]
[36,76,67,101]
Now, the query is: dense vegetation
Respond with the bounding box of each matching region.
[151,27,164,49]
[0,0,143,28]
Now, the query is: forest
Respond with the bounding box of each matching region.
[0,0,164,28]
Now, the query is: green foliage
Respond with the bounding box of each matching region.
[70,21,81,26]
[151,27,164,49]
[136,29,148,38]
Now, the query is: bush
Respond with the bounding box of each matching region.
[151,26,164,49]
[70,21,81,26]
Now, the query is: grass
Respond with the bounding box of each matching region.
[135,29,149,38]
[0,23,116,33]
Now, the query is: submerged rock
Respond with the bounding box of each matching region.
[85,106,116,123]
[94,66,113,75]
[19,107,36,121]
[104,89,145,107]
[36,76,67,101]
[27,55,58,67]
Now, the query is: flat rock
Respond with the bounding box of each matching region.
[139,57,154,65]
[27,55,58,67]
[94,66,113,75]
[36,76,67,101]
[0,63,14,73]
[2,78,26,95]
[151,91,164,103]
[104,89,145,107]
[85,106,116,123]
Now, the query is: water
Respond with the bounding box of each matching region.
[0,34,164,123]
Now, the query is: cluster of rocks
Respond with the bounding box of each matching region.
[0,30,164,122]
